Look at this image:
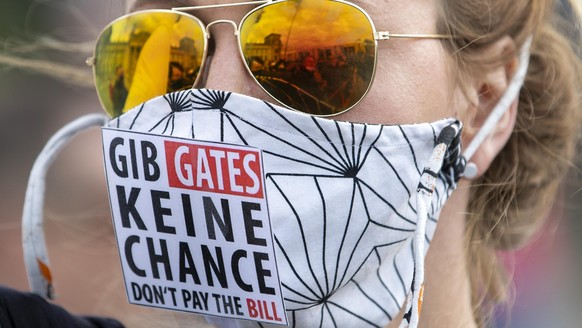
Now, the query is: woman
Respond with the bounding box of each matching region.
[14,0,582,327]
[104,0,580,326]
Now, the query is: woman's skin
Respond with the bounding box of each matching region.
[126,1,519,326]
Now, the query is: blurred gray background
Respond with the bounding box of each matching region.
[0,0,209,326]
[0,1,580,327]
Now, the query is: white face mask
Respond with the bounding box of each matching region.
[107,88,465,328]
[22,37,531,328]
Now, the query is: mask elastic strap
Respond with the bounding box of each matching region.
[22,113,109,299]
[461,36,533,177]
[399,37,533,327]
[400,122,464,328]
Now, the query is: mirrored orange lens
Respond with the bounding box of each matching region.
[240,0,376,116]
[94,11,205,118]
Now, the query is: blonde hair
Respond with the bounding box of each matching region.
[438,0,582,325]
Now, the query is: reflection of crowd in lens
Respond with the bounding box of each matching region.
[108,61,196,116]
[109,65,128,117]
[249,51,373,114]
[168,61,196,92]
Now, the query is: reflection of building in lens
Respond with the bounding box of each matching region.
[244,34,376,115]
[171,38,197,76]
[243,33,282,67]
[96,27,199,90]
[284,39,374,65]
[244,34,374,70]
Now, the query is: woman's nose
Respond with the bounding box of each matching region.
[200,21,264,98]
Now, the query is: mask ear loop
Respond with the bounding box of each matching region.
[399,37,534,328]
[461,36,533,178]
[22,113,109,299]
[399,122,464,328]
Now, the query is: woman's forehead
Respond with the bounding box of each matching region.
[128,0,378,11]
[131,0,238,11]
[129,0,190,11]
[125,0,439,37]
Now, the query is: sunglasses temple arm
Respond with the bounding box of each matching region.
[375,32,452,40]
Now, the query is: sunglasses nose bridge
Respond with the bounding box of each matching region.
[198,18,258,94]
[205,20,239,38]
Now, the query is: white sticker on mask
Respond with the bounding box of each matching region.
[102,127,287,325]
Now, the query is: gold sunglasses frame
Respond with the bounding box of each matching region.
[88,0,451,117]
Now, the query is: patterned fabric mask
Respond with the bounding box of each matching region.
[22,36,532,328]
[108,89,465,328]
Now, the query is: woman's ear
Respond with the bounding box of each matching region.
[463,36,519,179]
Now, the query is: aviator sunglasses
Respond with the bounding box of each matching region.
[88,0,450,118]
